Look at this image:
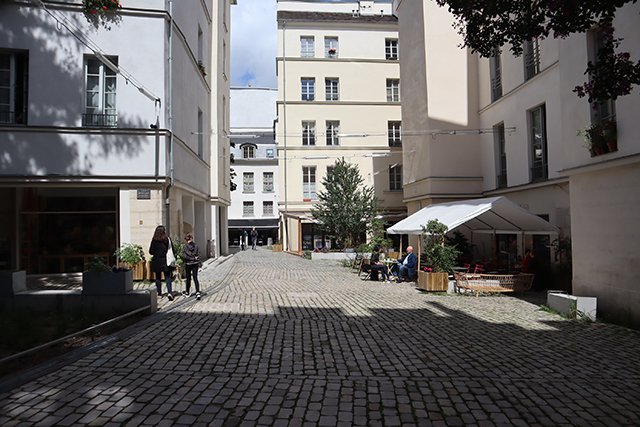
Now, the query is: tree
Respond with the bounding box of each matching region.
[311,159,385,249]
[436,0,640,105]
[422,220,460,274]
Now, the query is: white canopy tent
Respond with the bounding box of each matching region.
[387,196,559,236]
[387,196,559,269]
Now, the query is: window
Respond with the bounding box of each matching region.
[263,172,274,192]
[495,124,507,189]
[327,166,334,177]
[389,165,402,191]
[386,79,400,102]
[243,201,254,217]
[303,166,317,200]
[490,49,502,102]
[198,26,204,63]
[0,51,28,125]
[524,38,541,81]
[197,109,203,158]
[302,121,316,146]
[263,201,273,215]
[84,56,118,127]
[326,121,340,146]
[388,121,401,147]
[301,37,314,58]
[242,144,256,158]
[266,148,274,158]
[530,105,548,182]
[325,78,339,101]
[590,27,616,125]
[385,39,398,60]
[325,37,338,58]
[243,172,254,192]
[301,78,315,101]
[222,41,227,78]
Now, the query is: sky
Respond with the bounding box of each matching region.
[230,0,353,88]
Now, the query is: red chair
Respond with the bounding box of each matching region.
[474,264,484,274]
[463,264,471,273]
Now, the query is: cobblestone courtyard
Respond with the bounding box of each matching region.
[2,249,640,426]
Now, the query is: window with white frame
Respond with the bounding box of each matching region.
[302,121,316,146]
[0,51,28,125]
[325,78,339,101]
[243,201,254,217]
[389,165,402,191]
[84,56,118,127]
[303,166,317,200]
[385,39,398,60]
[197,109,203,158]
[524,38,541,81]
[386,79,400,102]
[325,37,338,58]
[243,172,254,192]
[388,121,401,147]
[263,201,273,215]
[495,124,507,189]
[590,27,616,125]
[326,121,340,146]
[490,49,502,102]
[530,105,548,182]
[301,78,315,101]
[263,172,274,192]
[326,166,334,177]
[301,37,314,58]
[242,144,256,158]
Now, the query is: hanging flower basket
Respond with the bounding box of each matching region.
[83,0,122,15]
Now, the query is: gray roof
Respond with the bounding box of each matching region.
[277,10,397,24]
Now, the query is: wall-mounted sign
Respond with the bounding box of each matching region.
[137,188,151,200]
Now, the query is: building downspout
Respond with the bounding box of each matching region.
[166,0,174,237]
[282,20,289,251]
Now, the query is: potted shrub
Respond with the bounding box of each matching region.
[0,270,27,297]
[577,122,607,155]
[114,243,146,280]
[418,219,460,291]
[82,255,133,295]
[601,120,618,152]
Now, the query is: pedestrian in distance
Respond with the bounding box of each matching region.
[149,225,174,301]
[182,232,202,300]
[241,229,247,251]
[251,227,258,250]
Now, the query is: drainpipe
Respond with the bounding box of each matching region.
[282,20,288,251]
[166,0,174,237]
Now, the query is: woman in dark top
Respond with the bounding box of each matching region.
[370,245,390,282]
[149,225,174,301]
[181,232,202,300]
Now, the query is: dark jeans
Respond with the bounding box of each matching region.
[185,264,200,294]
[371,264,389,281]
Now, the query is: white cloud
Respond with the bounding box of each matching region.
[230,0,278,88]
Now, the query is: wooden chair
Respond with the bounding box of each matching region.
[351,253,364,273]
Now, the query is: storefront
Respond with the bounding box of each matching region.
[228,219,279,247]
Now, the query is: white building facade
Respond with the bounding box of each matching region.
[0,0,233,273]
[393,0,640,326]
[276,0,405,253]
[228,87,280,248]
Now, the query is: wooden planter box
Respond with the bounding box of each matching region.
[118,261,146,281]
[0,270,27,296]
[272,244,283,252]
[418,271,449,292]
[83,270,134,295]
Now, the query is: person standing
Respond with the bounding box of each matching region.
[149,225,174,301]
[250,227,258,250]
[182,232,202,300]
[241,229,248,251]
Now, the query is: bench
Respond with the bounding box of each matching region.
[453,272,534,297]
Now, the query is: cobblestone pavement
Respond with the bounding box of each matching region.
[3,248,640,426]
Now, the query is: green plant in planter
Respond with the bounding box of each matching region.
[421,219,461,274]
[577,122,607,152]
[86,255,110,273]
[114,243,145,266]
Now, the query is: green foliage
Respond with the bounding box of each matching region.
[83,0,122,14]
[114,243,145,265]
[445,230,473,261]
[171,236,185,268]
[302,251,312,260]
[311,159,383,249]
[421,219,461,274]
[436,0,640,105]
[86,255,110,273]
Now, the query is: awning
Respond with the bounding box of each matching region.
[387,196,559,235]
[228,219,279,229]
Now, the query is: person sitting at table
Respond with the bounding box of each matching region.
[370,245,390,282]
[397,246,417,282]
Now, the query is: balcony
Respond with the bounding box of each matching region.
[82,113,117,128]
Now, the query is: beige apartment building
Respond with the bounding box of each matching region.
[393,0,640,326]
[276,0,405,253]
